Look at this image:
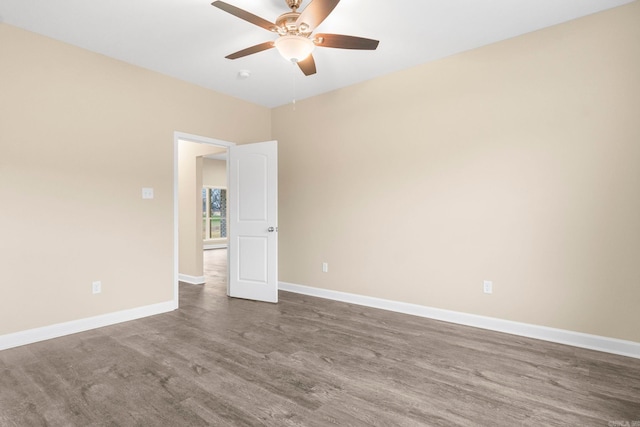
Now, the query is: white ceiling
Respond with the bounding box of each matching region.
[1,0,634,108]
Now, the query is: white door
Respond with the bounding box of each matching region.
[228,140,278,303]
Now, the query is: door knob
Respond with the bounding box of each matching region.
[268,227,275,232]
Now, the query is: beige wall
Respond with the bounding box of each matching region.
[203,158,227,188]
[0,24,270,335]
[2,3,639,345]
[273,2,640,342]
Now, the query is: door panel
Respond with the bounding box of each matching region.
[228,141,278,303]
[238,155,268,221]
[238,236,267,282]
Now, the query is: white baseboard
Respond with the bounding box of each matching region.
[279,282,640,360]
[204,244,227,250]
[0,300,176,351]
[178,273,206,285]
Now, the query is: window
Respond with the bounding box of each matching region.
[202,187,227,240]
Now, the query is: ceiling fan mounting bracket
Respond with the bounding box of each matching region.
[286,0,303,11]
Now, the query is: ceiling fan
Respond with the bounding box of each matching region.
[212,0,379,76]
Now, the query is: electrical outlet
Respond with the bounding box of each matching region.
[322,262,328,273]
[483,280,493,294]
[92,281,102,294]
[142,187,154,199]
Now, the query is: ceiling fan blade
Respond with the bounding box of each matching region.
[212,1,276,32]
[314,33,379,50]
[297,54,317,76]
[296,0,339,31]
[225,41,275,59]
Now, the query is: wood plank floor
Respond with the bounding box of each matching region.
[1,249,639,426]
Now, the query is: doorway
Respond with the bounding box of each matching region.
[174,132,233,306]
[201,155,229,286]
[174,132,279,307]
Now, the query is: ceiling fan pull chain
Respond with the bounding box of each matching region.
[292,63,297,110]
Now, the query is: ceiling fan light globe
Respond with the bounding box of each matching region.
[274,35,315,63]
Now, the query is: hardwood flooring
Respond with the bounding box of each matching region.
[1,248,639,426]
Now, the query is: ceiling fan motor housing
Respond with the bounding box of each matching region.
[275,12,310,36]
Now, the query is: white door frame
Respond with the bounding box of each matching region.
[173,131,235,308]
